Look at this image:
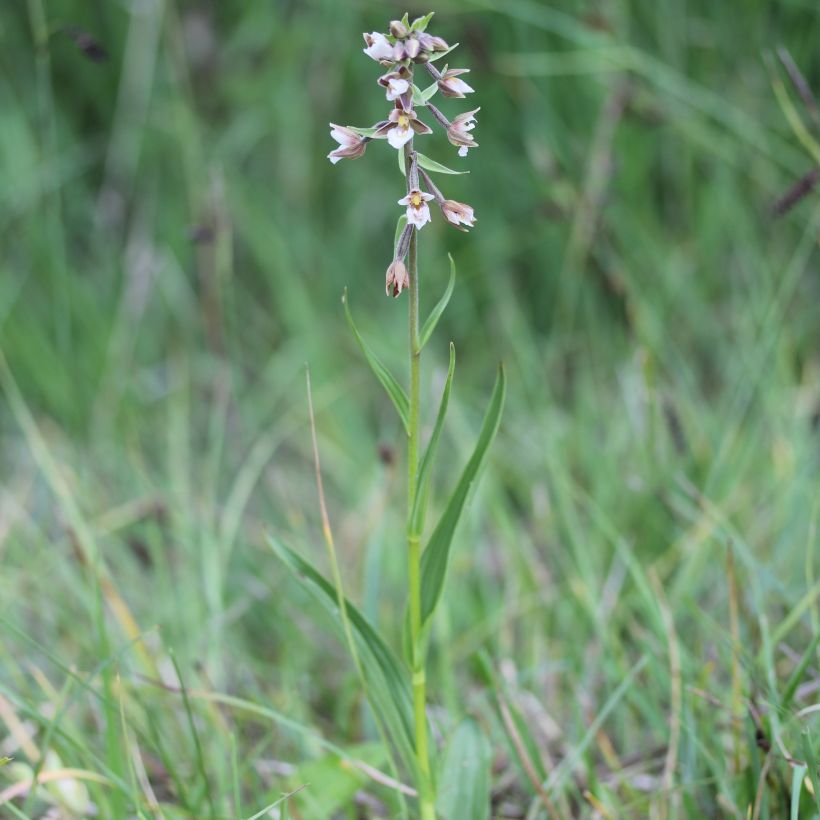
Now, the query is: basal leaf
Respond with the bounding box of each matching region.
[416,152,469,176]
[419,254,456,350]
[343,289,410,434]
[435,720,492,820]
[411,343,455,536]
[269,538,416,769]
[420,364,506,626]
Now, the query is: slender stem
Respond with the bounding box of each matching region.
[404,137,435,819]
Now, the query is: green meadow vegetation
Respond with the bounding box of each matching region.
[1,1,819,817]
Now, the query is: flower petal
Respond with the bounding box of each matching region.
[387,125,413,149]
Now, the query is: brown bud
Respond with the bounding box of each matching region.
[418,32,449,52]
[389,20,409,39]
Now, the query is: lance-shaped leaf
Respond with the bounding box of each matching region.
[411,342,455,536]
[343,289,410,434]
[416,152,469,175]
[419,364,506,626]
[411,83,439,107]
[269,538,417,771]
[428,42,459,63]
[419,254,456,350]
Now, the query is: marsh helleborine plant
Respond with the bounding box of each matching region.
[322,12,505,819]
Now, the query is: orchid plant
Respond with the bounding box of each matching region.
[276,12,505,819]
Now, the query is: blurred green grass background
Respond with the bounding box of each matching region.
[1,0,819,817]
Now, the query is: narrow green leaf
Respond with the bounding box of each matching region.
[435,720,492,820]
[420,364,506,625]
[0,757,11,767]
[416,152,469,176]
[421,82,438,102]
[269,538,417,769]
[410,13,434,33]
[411,84,428,108]
[343,289,410,433]
[394,214,408,253]
[398,145,407,175]
[428,43,459,63]
[411,343,455,536]
[419,254,456,350]
[400,12,410,29]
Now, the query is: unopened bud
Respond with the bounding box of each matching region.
[405,37,421,59]
[418,32,449,52]
[389,20,409,39]
[385,258,410,297]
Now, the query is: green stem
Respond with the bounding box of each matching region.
[405,180,435,819]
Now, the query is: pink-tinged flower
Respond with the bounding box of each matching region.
[378,69,410,102]
[363,32,394,62]
[447,108,479,156]
[441,199,476,231]
[438,68,474,99]
[385,258,410,297]
[327,124,367,164]
[398,188,434,229]
[374,105,433,150]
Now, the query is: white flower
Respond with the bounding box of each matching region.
[327,124,367,164]
[362,32,394,62]
[378,70,411,102]
[374,105,433,150]
[447,107,479,155]
[438,69,475,99]
[441,199,476,230]
[398,189,434,229]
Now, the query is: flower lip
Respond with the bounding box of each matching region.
[398,188,434,229]
[373,103,433,149]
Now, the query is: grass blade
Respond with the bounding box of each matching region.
[411,342,455,536]
[420,364,506,626]
[342,289,410,433]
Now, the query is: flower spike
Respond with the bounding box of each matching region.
[328,14,479,291]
